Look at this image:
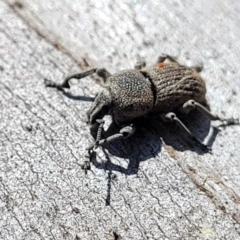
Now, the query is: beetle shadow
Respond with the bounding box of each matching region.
[62,91,95,102]
[88,110,231,206]
[56,88,220,173]
[89,110,220,175]
[54,90,224,206]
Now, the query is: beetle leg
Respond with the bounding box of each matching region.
[44,68,111,89]
[160,112,210,152]
[157,54,178,64]
[182,99,239,126]
[81,119,105,174]
[181,99,219,120]
[87,124,136,151]
[191,64,203,73]
[135,61,146,70]
[44,68,97,90]
[157,55,203,72]
[94,119,105,149]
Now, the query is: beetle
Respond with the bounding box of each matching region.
[45,55,232,172]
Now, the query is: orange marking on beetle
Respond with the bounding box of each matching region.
[157,62,165,68]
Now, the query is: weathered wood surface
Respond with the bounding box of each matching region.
[1,0,240,239]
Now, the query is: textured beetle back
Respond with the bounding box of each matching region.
[143,63,207,113]
[107,70,154,123]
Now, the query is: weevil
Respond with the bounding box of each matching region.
[45,55,236,172]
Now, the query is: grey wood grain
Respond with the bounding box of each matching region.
[1,0,240,239]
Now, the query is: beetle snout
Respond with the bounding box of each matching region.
[87,105,109,125]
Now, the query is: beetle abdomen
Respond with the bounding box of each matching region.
[144,63,207,113]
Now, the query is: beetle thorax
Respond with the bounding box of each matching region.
[107,70,154,123]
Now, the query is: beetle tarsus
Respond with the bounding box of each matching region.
[191,136,212,153]
[44,79,65,90]
[218,117,239,127]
